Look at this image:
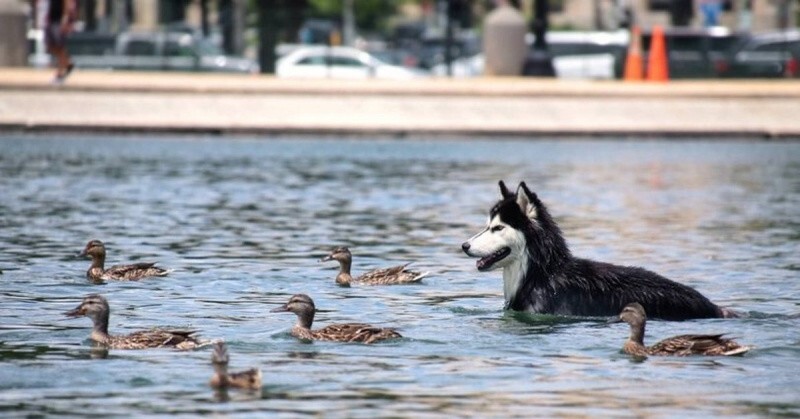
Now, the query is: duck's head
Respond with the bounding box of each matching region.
[271,294,316,327]
[610,302,647,328]
[65,294,110,325]
[79,240,106,259]
[320,247,352,264]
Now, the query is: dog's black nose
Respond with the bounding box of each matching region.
[461,242,470,253]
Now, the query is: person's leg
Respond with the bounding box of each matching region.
[54,46,69,74]
[46,23,73,81]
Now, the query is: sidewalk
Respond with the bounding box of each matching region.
[1,68,799,138]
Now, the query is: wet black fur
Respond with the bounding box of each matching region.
[490,181,727,320]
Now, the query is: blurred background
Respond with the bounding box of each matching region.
[1,0,798,80]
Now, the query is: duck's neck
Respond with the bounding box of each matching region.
[213,363,229,380]
[338,259,352,276]
[295,310,314,330]
[629,322,646,346]
[335,259,353,286]
[90,311,111,343]
[292,311,315,340]
[90,254,105,271]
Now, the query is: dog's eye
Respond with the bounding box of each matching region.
[490,225,504,233]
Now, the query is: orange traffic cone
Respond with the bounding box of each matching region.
[624,26,644,81]
[646,25,669,82]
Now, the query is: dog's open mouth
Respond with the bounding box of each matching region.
[476,247,511,271]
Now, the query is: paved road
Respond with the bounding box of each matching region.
[1,68,799,138]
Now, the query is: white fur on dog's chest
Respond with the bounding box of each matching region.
[503,253,528,305]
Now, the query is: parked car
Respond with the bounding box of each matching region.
[275,46,425,80]
[640,27,746,78]
[535,30,628,78]
[417,32,482,70]
[69,31,258,73]
[716,30,800,78]
[432,30,628,79]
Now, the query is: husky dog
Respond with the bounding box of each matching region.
[462,181,735,320]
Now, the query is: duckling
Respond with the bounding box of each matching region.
[209,342,262,390]
[611,302,751,357]
[79,239,171,281]
[270,294,402,344]
[64,294,207,350]
[320,246,428,286]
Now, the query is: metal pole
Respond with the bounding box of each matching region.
[258,0,278,74]
[522,0,555,77]
[343,0,355,46]
[445,0,454,77]
[200,0,209,37]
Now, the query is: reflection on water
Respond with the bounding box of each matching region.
[0,135,798,417]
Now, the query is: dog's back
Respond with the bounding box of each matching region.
[509,257,724,320]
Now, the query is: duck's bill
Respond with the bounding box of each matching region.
[76,250,88,258]
[64,306,85,317]
[606,315,622,324]
[319,255,333,262]
[270,304,289,313]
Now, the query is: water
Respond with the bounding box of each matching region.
[0,134,798,417]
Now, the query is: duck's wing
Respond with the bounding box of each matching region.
[650,334,748,356]
[103,263,171,281]
[314,323,402,343]
[359,327,403,344]
[111,329,203,349]
[356,263,428,285]
[314,323,373,337]
[648,334,698,356]
[683,334,751,356]
[227,368,263,389]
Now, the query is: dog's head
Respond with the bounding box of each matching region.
[461,180,550,271]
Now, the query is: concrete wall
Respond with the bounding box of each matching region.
[0,0,28,67]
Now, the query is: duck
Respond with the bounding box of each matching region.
[64,293,207,350]
[209,342,262,390]
[610,302,751,357]
[320,246,428,286]
[79,239,171,281]
[270,294,402,344]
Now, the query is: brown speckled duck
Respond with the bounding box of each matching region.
[209,342,262,390]
[270,294,402,344]
[64,294,207,350]
[320,246,428,286]
[611,302,751,357]
[79,239,171,281]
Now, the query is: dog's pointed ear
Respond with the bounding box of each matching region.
[498,180,513,199]
[515,182,538,220]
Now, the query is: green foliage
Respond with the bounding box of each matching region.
[307,0,401,33]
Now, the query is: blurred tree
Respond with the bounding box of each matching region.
[307,0,400,33]
[248,0,306,42]
[159,0,190,24]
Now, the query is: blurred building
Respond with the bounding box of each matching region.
[36,0,800,35]
[540,0,797,31]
